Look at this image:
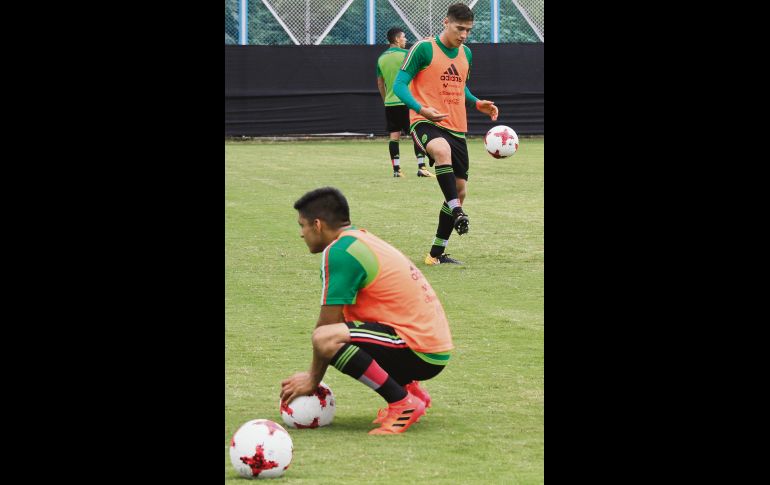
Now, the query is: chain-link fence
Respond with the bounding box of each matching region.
[225,0,543,45]
[512,0,543,40]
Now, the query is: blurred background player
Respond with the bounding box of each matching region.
[377,27,432,178]
[281,187,453,435]
[393,3,498,265]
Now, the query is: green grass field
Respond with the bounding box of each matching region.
[225,137,543,483]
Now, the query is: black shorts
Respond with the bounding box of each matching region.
[410,122,470,180]
[343,321,449,386]
[385,105,410,134]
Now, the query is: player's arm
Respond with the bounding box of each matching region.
[297,304,345,391]
[375,62,386,101]
[280,305,346,403]
[281,304,346,402]
[317,304,345,327]
[465,86,498,121]
[281,241,367,402]
[377,76,386,101]
[393,70,420,111]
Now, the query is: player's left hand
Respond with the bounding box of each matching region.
[476,100,498,121]
[280,371,317,405]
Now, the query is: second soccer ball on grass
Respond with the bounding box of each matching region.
[229,419,293,479]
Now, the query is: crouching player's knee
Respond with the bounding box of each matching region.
[311,323,350,359]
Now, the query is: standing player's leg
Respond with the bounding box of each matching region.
[451,136,471,234]
[425,201,461,264]
[415,140,431,177]
[426,177,468,264]
[385,106,404,177]
[414,124,469,232]
[412,125,469,265]
[389,131,403,177]
[400,107,431,178]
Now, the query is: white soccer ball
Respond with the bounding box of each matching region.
[484,125,519,158]
[280,381,335,429]
[229,419,293,479]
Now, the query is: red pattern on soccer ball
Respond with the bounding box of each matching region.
[485,130,493,146]
[485,130,503,158]
[280,400,294,416]
[314,385,332,408]
[255,419,286,436]
[494,128,515,146]
[240,444,280,477]
[293,417,320,429]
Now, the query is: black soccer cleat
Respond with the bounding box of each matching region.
[425,253,464,265]
[452,208,469,235]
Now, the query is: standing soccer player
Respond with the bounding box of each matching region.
[393,3,499,265]
[280,187,453,435]
[377,27,432,178]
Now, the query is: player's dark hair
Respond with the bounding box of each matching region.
[387,27,404,44]
[447,3,474,22]
[294,187,351,228]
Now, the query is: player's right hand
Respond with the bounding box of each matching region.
[476,100,498,121]
[420,106,448,122]
[280,371,317,405]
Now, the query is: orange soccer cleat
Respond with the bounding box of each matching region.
[405,381,432,408]
[368,392,426,435]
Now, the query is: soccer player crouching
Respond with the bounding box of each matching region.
[280,187,454,435]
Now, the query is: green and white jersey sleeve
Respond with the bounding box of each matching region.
[400,39,433,77]
[320,235,380,305]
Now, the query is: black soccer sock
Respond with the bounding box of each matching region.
[430,203,455,257]
[331,344,407,403]
[414,142,426,168]
[389,141,400,171]
[435,165,460,204]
